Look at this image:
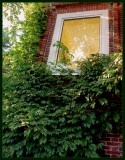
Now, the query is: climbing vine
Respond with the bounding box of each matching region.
[2,2,122,158]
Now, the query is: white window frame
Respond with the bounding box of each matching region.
[48,10,109,65]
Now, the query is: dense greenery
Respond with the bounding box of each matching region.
[2,3,122,158]
[2,2,49,74]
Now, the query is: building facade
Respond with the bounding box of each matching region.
[38,2,123,158]
[38,2,122,63]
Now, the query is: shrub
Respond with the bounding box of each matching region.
[3,52,122,158]
[2,2,122,158]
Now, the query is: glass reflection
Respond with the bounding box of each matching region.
[57,17,100,68]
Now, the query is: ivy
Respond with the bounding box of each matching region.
[2,2,122,158]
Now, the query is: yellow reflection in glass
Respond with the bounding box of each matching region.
[57,17,100,68]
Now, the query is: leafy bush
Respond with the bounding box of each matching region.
[2,2,122,158]
[3,53,122,158]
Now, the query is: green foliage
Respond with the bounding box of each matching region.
[2,27,10,48]
[53,41,74,65]
[3,52,122,158]
[2,2,122,158]
[2,2,48,74]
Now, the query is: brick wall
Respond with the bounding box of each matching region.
[101,92,122,158]
[102,133,123,158]
[38,2,122,62]
[38,2,123,158]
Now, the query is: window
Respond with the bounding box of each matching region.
[48,10,109,69]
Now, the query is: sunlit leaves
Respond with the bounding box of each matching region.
[3,2,48,74]
[2,2,122,158]
[3,53,122,157]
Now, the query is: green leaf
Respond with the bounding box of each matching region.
[98,98,108,106]
[39,137,47,144]
[105,122,112,132]
[89,144,97,151]
[113,112,120,122]
[97,143,104,149]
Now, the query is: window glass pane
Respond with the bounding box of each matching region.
[57,17,100,68]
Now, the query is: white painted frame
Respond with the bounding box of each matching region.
[48,10,109,65]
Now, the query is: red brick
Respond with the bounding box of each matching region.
[111,138,119,142]
[39,2,123,71]
[111,154,119,158]
[107,142,120,146]
[106,150,119,155]
[104,145,111,150]
[118,138,123,142]
[103,137,111,141]
[106,133,119,137]
[119,147,123,152]
[111,146,119,151]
